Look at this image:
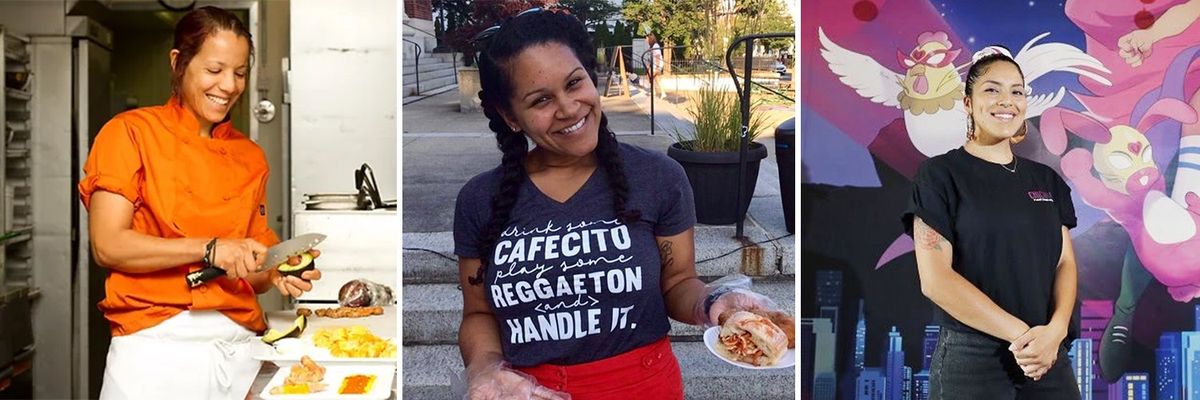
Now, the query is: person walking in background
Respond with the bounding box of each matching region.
[647,33,666,99]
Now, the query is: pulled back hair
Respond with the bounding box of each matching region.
[469,10,640,285]
[964,49,1027,143]
[170,6,254,97]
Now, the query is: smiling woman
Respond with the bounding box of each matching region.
[451,8,789,400]
[168,7,252,136]
[78,6,322,400]
[901,49,1082,399]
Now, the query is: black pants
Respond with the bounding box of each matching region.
[930,328,1080,400]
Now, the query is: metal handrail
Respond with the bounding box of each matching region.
[640,45,687,136]
[696,58,794,102]
[403,38,422,95]
[725,32,794,239]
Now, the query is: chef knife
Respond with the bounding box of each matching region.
[185,233,327,288]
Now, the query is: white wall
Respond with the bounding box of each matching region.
[290,0,397,214]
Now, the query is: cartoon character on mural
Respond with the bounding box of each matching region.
[817,27,1112,273]
[1054,0,1200,381]
[818,27,1110,158]
[1040,50,1199,300]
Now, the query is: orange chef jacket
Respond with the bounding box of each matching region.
[79,97,280,336]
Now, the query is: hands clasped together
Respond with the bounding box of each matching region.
[1008,324,1067,381]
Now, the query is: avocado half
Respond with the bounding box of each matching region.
[278,253,315,278]
[262,314,308,344]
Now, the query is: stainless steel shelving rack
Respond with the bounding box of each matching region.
[0,26,36,395]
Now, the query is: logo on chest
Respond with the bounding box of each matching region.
[1027,190,1054,202]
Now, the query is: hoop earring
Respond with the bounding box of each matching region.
[1010,121,1027,144]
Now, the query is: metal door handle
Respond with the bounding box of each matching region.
[253,99,276,123]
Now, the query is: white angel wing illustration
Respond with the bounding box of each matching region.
[818,27,906,109]
[1025,86,1065,119]
[1014,32,1112,86]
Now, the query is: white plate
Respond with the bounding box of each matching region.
[259,364,395,400]
[702,326,796,370]
[255,337,398,367]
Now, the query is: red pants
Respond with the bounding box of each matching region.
[516,336,684,400]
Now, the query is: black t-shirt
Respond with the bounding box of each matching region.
[902,147,1077,339]
[454,143,696,367]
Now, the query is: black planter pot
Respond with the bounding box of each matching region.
[667,141,769,225]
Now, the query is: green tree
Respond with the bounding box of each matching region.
[432,0,472,51]
[593,21,611,48]
[733,0,794,53]
[559,0,621,31]
[623,0,720,57]
[612,21,629,46]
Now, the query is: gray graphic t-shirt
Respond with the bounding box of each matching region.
[454,143,695,367]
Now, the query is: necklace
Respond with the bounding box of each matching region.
[1000,157,1017,173]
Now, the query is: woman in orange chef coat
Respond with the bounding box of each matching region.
[78,7,320,400]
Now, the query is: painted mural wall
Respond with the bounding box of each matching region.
[800,0,1200,399]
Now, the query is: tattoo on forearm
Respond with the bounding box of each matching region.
[658,240,675,269]
[916,220,947,251]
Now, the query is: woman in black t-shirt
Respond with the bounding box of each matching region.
[903,50,1081,399]
[451,9,786,400]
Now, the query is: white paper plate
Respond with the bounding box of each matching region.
[702,326,796,370]
[255,337,398,367]
[259,364,395,400]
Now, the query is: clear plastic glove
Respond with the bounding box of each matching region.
[694,274,781,328]
[456,362,571,400]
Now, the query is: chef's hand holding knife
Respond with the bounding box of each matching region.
[209,238,269,281]
[207,239,322,297]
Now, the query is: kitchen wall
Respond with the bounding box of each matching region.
[289,0,397,211]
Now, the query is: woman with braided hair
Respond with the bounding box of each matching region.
[451,8,783,400]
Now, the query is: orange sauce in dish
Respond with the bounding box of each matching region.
[338,374,376,395]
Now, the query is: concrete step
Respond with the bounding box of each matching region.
[403,52,458,68]
[401,341,795,399]
[402,61,456,77]
[401,280,794,344]
[404,75,459,96]
[402,222,788,285]
[402,84,461,106]
[401,56,435,67]
[402,65,457,83]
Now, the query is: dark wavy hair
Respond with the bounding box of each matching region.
[964,49,1027,143]
[468,10,640,285]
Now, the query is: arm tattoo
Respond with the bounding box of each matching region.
[658,240,675,269]
[916,219,948,251]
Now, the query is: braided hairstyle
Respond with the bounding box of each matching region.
[468,11,641,285]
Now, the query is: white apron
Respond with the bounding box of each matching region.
[99,310,267,400]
